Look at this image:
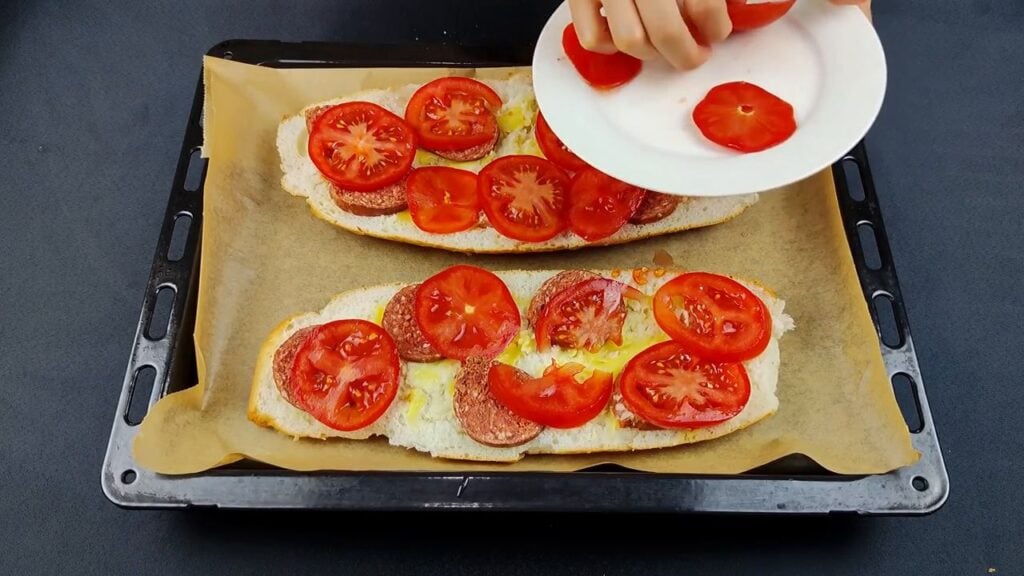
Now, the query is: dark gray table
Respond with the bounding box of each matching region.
[1,1,1021,574]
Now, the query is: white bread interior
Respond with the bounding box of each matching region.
[248,269,794,462]
[275,73,759,254]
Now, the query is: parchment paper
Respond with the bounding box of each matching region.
[133,56,918,475]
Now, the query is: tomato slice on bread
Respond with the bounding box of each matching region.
[404,77,502,152]
[728,0,797,32]
[567,168,646,241]
[653,272,771,363]
[619,341,751,429]
[562,24,642,89]
[534,112,588,173]
[692,81,797,153]
[286,319,400,431]
[535,277,641,352]
[406,167,481,233]
[308,101,417,192]
[489,361,614,428]
[414,265,521,360]
[479,155,571,242]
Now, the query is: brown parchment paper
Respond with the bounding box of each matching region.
[133,56,918,475]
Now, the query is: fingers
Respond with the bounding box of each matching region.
[634,0,709,69]
[600,0,660,60]
[683,0,732,44]
[568,0,618,53]
[829,0,872,20]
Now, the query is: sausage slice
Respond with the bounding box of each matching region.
[272,326,317,404]
[526,270,601,327]
[610,386,659,430]
[382,285,443,363]
[628,191,688,225]
[330,179,409,216]
[453,357,543,447]
[430,130,499,162]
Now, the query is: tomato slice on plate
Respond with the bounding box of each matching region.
[414,265,521,360]
[535,277,641,352]
[404,77,502,152]
[406,167,481,234]
[287,319,401,431]
[479,155,571,242]
[562,24,643,89]
[728,0,797,32]
[653,272,771,362]
[534,112,588,173]
[619,341,751,429]
[692,81,797,153]
[489,361,614,428]
[567,167,646,241]
[308,101,417,192]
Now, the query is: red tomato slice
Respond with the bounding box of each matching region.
[478,155,571,242]
[567,168,646,241]
[286,319,400,431]
[488,361,614,428]
[653,272,771,363]
[535,277,642,352]
[692,81,797,153]
[534,112,588,173]
[404,77,502,152]
[562,24,643,89]
[728,0,797,32]
[406,167,481,234]
[308,101,417,192]
[414,265,521,360]
[619,341,751,429]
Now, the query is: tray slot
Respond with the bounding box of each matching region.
[145,285,176,340]
[125,365,158,426]
[841,158,867,201]
[891,372,924,433]
[183,148,207,193]
[167,212,193,262]
[856,222,883,270]
[871,291,903,348]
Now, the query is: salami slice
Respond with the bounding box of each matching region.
[453,356,543,447]
[610,386,659,430]
[431,130,499,162]
[628,191,687,225]
[330,179,409,216]
[271,326,317,405]
[382,285,443,363]
[525,270,601,327]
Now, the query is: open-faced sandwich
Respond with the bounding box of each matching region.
[249,265,793,461]
[275,73,759,253]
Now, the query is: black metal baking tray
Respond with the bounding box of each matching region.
[101,39,949,514]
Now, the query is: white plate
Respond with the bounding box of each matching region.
[532,1,886,197]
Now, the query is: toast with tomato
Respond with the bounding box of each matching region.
[248,265,793,462]
[275,72,759,254]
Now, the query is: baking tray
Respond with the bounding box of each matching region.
[101,39,949,514]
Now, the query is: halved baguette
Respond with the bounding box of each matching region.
[248,269,794,462]
[275,73,759,254]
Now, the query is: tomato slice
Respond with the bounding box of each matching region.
[567,168,646,241]
[406,167,481,234]
[308,101,417,192]
[619,341,751,429]
[535,277,641,352]
[478,155,571,242]
[489,361,614,428]
[534,112,588,173]
[728,0,797,32]
[414,265,521,360]
[562,24,643,89]
[692,81,797,153]
[286,319,400,431]
[653,272,771,362]
[404,77,502,152]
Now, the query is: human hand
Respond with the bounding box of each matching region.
[568,0,872,71]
